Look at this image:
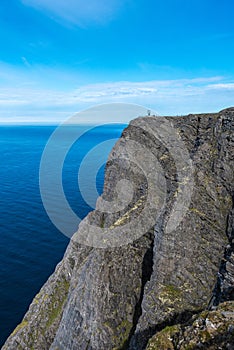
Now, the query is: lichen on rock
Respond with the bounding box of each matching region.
[147,301,234,350]
[3,108,234,350]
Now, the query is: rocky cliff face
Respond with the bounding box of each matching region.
[3,108,234,350]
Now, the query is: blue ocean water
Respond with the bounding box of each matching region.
[0,123,125,347]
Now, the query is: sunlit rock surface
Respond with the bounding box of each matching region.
[3,108,234,350]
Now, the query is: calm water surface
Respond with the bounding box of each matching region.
[0,124,125,346]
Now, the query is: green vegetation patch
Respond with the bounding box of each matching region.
[11,320,28,336]
[146,324,180,350]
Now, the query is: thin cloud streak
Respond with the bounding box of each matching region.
[21,0,127,26]
[0,67,233,122]
[0,76,231,107]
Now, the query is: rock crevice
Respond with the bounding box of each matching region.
[3,108,234,350]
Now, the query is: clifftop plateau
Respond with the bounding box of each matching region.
[3,108,234,350]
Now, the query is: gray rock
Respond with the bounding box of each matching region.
[146,301,234,350]
[2,108,234,350]
[130,110,234,349]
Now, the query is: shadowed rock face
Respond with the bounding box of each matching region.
[3,108,234,350]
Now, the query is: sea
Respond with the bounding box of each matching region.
[0,123,126,347]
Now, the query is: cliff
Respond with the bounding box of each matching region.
[2,108,234,350]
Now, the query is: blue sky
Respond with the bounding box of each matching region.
[0,0,234,122]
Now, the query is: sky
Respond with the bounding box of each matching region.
[0,0,234,123]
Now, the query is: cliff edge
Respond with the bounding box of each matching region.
[3,108,234,350]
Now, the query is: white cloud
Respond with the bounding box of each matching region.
[72,77,229,101]
[205,83,234,90]
[21,56,32,68]
[21,0,126,26]
[0,67,233,122]
[75,82,158,100]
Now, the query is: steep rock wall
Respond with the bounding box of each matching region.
[3,108,234,350]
